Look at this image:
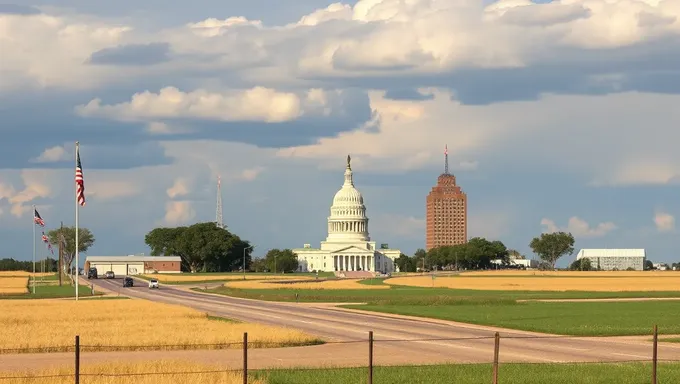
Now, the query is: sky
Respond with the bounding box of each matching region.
[2,0,680,268]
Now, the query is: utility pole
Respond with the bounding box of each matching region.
[58,221,63,286]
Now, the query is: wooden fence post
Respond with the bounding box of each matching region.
[75,335,80,384]
[243,332,248,384]
[492,332,500,384]
[368,331,374,384]
[652,325,658,384]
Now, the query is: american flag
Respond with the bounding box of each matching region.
[41,232,49,243]
[34,208,45,227]
[76,146,86,206]
[47,243,54,255]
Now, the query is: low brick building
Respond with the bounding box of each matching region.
[85,255,181,276]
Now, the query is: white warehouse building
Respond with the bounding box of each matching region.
[575,249,646,271]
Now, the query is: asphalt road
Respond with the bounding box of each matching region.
[82,277,680,366]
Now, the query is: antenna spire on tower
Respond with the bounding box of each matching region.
[215,176,224,229]
[444,145,449,175]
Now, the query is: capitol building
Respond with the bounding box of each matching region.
[292,156,401,274]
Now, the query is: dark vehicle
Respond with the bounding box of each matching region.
[105,271,115,279]
[123,277,134,287]
[87,268,98,279]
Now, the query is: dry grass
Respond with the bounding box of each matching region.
[0,271,54,277]
[459,270,674,277]
[0,361,262,384]
[142,274,314,282]
[224,279,389,290]
[385,273,680,292]
[0,277,28,295]
[0,299,319,353]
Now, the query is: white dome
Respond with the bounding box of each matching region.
[326,155,370,242]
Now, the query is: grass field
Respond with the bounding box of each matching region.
[0,299,320,353]
[0,284,100,300]
[0,361,259,384]
[137,272,334,284]
[0,277,28,295]
[385,273,680,291]
[3,362,679,384]
[203,280,680,336]
[223,279,389,290]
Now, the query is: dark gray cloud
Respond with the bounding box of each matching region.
[88,43,171,66]
[0,4,40,15]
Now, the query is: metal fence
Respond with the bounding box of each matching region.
[0,326,677,384]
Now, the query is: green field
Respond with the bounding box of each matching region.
[201,281,680,336]
[0,284,102,299]
[136,271,336,284]
[253,362,680,384]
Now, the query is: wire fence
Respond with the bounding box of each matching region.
[0,326,678,383]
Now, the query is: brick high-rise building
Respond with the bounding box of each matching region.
[426,145,467,251]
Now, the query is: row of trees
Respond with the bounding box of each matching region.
[0,258,59,272]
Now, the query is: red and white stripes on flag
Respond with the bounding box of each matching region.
[41,232,54,255]
[75,146,86,206]
[34,208,45,227]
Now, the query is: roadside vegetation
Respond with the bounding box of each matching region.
[0,299,320,353]
[223,278,389,290]
[137,273,330,284]
[3,362,679,384]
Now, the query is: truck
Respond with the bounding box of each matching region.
[87,267,98,279]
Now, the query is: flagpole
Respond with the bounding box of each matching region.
[32,204,36,295]
[75,141,79,301]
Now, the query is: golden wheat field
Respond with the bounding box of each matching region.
[224,278,389,290]
[0,277,28,295]
[458,270,675,277]
[0,299,318,353]
[0,271,54,277]
[0,361,263,384]
[385,273,680,291]
[142,274,315,282]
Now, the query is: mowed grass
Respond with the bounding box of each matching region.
[0,284,100,299]
[204,280,680,336]
[138,273,324,284]
[223,279,389,290]
[1,361,261,384]
[347,300,680,336]
[255,363,680,384]
[0,277,28,295]
[4,362,679,384]
[0,299,320,353]
[386,273,680,291]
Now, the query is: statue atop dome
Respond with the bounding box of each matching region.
[347,154,351,169]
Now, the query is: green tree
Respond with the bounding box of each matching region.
[395,253,417,272]
[46,226,95,278]
[645,260,654,270]
[569,258,592,271]
[264,249,298,273]
[425,238,508,270]
[529,232,575,269]
[145,222,252,272]
[508,249,525,259]
[249,258,266,272]
[413,248,427,270]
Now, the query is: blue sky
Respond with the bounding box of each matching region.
[2,0,680,267]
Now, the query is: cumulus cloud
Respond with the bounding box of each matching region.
[87,180,140,200]
[4,171,53,217]
[654,211,675,232]
[162,201,196,225]
[30,145,70,163]
[541,216,617,238]
[166,178,190,198]
[75,86,303,123]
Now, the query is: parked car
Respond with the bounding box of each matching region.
[87,268,98,279]
[105,271,115,279]
[123,277,134,287]
[148,279,159,289]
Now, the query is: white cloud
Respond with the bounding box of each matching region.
[0,11,131,90]
[162,201,196,225]
[87,180,141,200]
[541,216,617,238]
[6,170,53,217]
[654,211,675,232]
[166,178,190,198]
[372,214,425,239]
[75,86,303,123]
[239,167,265,182]
[30,145,70,163]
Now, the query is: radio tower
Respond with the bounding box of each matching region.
[215,176,224,229]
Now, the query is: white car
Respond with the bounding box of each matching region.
[148,279,159,289]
